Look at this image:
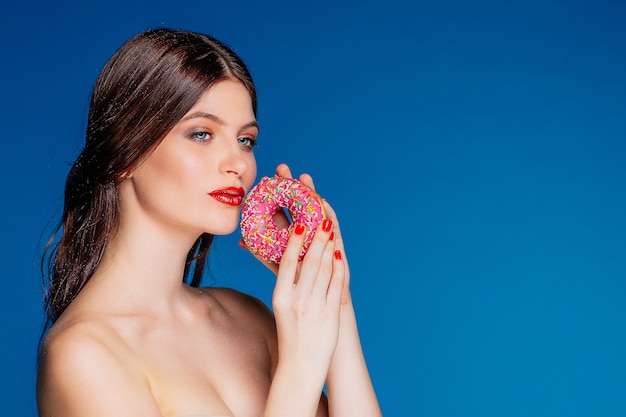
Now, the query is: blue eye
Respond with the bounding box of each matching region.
[238,137,258,150]
[190,131,211,141]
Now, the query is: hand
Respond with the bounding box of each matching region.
[272,214,345,372]
[276,163,352,305]
[240,163,352,304]
[262,219,345,417]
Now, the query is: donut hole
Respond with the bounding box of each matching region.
[273,207,293,230]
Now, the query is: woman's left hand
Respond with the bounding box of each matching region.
[240,163,351,304]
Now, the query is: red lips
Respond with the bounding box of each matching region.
[208,187,245,206]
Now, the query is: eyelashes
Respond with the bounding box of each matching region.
[188,130,258,150]
[238,136,259,149]
[190,131,211,141]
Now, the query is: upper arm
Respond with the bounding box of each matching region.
[37,326,162,417]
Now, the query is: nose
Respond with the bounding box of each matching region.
[218,139,250,177]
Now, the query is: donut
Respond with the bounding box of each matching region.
[240,175,325,264]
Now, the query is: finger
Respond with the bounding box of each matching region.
[299,172,316,191]
[321,201,345,253]
[310,231,336,299]
[321,201,352,303]
[276,163,316,192]
[276,163,293,179]
[294,219,334,295]
[326,249,345,306]
[274,223,307,294]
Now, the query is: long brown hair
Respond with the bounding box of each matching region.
[42,28,257,325]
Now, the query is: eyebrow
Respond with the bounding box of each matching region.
[181,111,259,131]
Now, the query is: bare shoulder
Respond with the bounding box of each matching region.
[38,319,160,416]
[207,287,274,320]
[203,286,277,340]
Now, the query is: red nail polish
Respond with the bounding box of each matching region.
[329,232,335,241]
[295,223,305,235]
[322,219,333,232]
[334,250,342,260]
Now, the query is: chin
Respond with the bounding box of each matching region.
[207,223,239,236]
[198,210,241,236]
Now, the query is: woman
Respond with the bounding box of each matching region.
[37,28,381,417]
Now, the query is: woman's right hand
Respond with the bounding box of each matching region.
[270,216,345,394]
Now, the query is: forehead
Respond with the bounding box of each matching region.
[184,79,255,121]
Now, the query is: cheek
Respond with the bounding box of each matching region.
[135,146,204,195]
[244,154,258,190]
[154,139,204,178]
[167,153,204,185]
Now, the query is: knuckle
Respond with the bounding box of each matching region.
[292,300,310,316]
[272,293,291,310]
[319,263,333,278]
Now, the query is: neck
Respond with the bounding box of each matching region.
[89,210,205,313]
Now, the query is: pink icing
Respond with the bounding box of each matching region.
[240,176,325,263]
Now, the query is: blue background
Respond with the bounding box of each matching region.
[2,1,625,416]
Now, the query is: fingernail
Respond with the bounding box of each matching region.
[322,219,333,232]
[295,223,305,235]
[334,250,342,260]
[329,232,335,241]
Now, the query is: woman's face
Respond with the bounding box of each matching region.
[123,79,258,237]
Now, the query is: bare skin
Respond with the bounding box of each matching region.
[37,80,381,417]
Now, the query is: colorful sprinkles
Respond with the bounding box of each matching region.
[240,176,325,263]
